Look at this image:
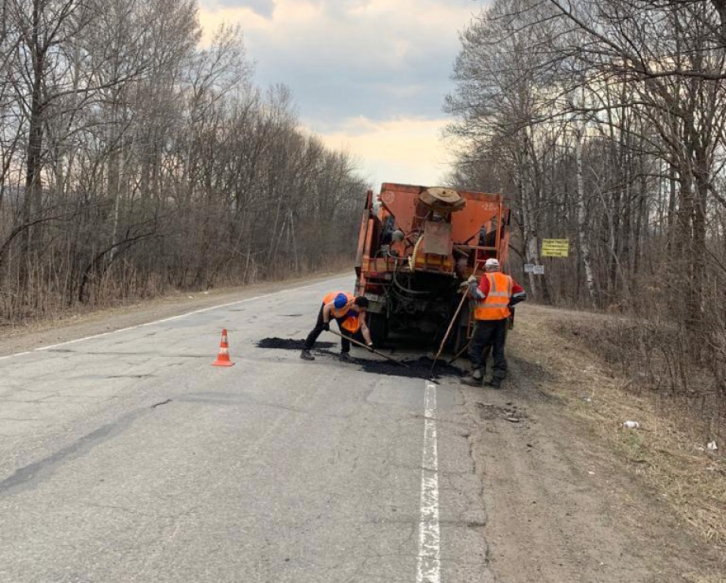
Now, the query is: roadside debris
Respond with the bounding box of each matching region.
[707,441,718,451]
[622,421,640,429]
[476,402,527,423]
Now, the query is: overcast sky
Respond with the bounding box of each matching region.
[198,0,488,189]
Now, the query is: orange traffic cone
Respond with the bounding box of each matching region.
[212,329,235,367]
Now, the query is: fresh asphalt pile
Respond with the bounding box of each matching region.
[256,338,336,350]
[256,337,464,380]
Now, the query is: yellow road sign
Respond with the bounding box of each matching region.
[541,239,569,257]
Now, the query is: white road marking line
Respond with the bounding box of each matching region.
[0,351,31,361]
[0,277,348,360]
[417,381,441,583]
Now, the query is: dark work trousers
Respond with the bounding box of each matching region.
[304,303,357,353]
[468,319,508,380]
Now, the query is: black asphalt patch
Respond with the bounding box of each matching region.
[357,356,464,380]
[257,337,464,380]
[257,338,335,350]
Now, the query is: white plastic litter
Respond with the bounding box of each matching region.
[622,421,640,429]
[707,441,718,451]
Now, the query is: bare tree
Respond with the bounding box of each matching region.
[0,0,367,319]
[446,0,726,429]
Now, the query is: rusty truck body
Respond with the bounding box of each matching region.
[354,182,511,350]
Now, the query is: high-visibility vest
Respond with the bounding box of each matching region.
[323,291,362,333]
[473,272,512,321]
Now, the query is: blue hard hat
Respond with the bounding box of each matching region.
[334,293,348,309]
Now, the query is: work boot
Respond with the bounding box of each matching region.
[300,349,315,361]
[462,369,483,387]
[339,352,352,362]
[487,378,503,389]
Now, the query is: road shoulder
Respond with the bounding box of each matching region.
[0,271,348,357]
[458,304,724,582]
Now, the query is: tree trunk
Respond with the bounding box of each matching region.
[575,126,597,307]
[21,0,45,289]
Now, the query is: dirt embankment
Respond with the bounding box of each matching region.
[461,303,725,582]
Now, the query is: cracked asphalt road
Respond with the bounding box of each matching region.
[0,276,490,583]
[1,275,717,583]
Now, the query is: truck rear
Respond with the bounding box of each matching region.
[354,182,510,351]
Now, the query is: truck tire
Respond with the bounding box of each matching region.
[367,312,388,347]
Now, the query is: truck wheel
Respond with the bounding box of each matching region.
[368,313,388,347]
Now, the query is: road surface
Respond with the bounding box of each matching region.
[0,276,488,583]
[0,275,717,582]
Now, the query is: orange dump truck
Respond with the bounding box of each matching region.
[354,182,511,350]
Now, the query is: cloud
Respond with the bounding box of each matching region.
[199,0,484,125]
[198,0,487,187]
[311,116,457,188]
[203,0,275,17]
[198,4,273,35]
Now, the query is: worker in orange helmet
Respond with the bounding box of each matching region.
[462,258,526,388]
[301,292,374,362]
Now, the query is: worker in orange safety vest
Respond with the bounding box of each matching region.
[301,292,374,361]
[462,258,526,388]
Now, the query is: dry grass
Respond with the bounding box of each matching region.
[0,254,356,327]
[0,267,350,359]
[0,260,353,333]
[513,304,726,555]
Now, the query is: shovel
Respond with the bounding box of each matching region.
[327,329,410,368]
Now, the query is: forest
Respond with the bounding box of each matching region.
[446,0,726,428]
[3,0,725,429]
[0,0,366,322]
